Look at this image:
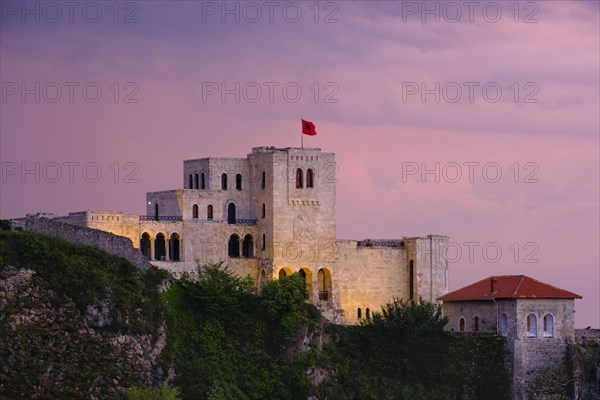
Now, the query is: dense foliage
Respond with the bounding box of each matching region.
[0,228,168,335]
[161,263,321,400]
[0,228,170,399]
[314,299,510,400]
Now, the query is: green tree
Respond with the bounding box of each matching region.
[318,298,457,400]
[126,383,181,400]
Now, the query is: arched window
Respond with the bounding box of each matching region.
[262,234,266,251]
[306,168,314,188]
[459,318,465,332]
[366,308,371,320]
[201,173,206,189]
[154,203,159,221]
[262,203,266,219]
[221,173,227,190]
[279,269,287,278]
[227,203,236,224]
[192,204,198,219]
[261,171,266,189]
[409,259,414,301]
[194,173,199,189]
[296,168,303,189]
[527,314,537,337]
[169,233,180,261]
[188,174,193,189]
[543,314,554,338]
[235,174,242,190]
[140,233,151,260]
[154,233,166,260]
[500,313,508,337]
[357,308,362,319]
[242,234,254,258]
[207,204,213,220]
[473,316,480,332]
[228,234,240,258]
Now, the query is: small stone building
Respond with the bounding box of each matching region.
[439,275,582,400]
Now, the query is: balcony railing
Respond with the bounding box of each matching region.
[357,240,405,248]
[140,215,183,221]
[234,219,257,225]
[319,291,329,301]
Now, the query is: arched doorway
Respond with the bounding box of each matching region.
[317,268,332,307]
[278,267,292,278]
[299,268,312,301]
[227,203,236,224]
[169,233,180,261]
[140,233,151,260]
[154,233,166,260]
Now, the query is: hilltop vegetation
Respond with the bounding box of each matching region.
[0,225,510,399]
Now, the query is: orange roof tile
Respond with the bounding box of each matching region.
[438,275,582,302]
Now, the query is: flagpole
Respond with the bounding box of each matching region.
[301,117,304,148]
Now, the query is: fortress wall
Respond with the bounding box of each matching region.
[409,236,449,303]
[12,217,152,270]
[513,299,575,399]
[146,190,183,217]
[335,241,409,325]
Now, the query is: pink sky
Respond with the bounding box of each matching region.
[1,1,598,327]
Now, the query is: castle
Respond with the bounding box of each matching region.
[41,146,450,324]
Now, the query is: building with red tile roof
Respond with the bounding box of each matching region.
[439,275,581,400]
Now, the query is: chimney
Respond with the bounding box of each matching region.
[490,277,495,292]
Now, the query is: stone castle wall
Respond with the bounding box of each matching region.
[11,217,152,270]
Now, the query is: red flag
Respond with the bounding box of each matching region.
[302,119,317,136]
